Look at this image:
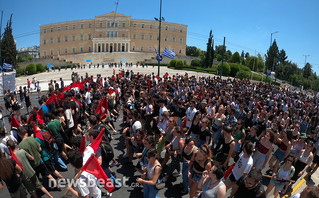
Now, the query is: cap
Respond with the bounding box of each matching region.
[202,99,207,104]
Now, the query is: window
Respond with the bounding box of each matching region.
[165,26,168,30]
[133,23,136,28]
[149,47,152,52]
[180,38,183,43]
[80,35,83,40]
[149,35,153,40]
[88,47,92,52]
[142,24,145,28]
[73,48,76,53]
[99,33,102,38]
[80,47,83,52]
[173,27,176,32]
[43,40,46,45]
[115,22,118,27]
[133,34,136,39]
[165,36,168,42]
[65,25,69,30]
[141,34,145,40]
[122,34,125,38]
[81,24,84,29]
[179,49,182,53]
[89,23,92,28]
[100,22,103,28]
[115,32,118,37]
[122,23,125,27]
[50,27,53,32]
[58,26,61,32]
[172,37,176,42]
[65,48,68,53]
[150,24,153,29]
[141,46,144,51]
[50,50,53,55]
[107,21,111,28]
[65,36,68,42]
[180,28,183,32]
[132,46,136,51]
[50,38,53,44]
[72,36,75,41]
[111,32,113,37]
[88,34,92,40]
[107,32,110,38]
[57,37,61,43]
[73,24,76,30]
[43,51,46,57]
[44,29,46,34]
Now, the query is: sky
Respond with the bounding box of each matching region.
[1,0,319,72]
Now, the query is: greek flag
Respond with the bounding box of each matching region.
[162,48,176,59]
[3,63,13,70]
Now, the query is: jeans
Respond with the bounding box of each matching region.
[144,182,159,198]
[102,162,122,188]
[182,160,189,190]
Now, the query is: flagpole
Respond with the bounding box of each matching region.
[157,0,162,76]
[0,10,3,94]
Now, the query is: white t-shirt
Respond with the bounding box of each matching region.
[232,152,253,180]
[159,106,168,121]
[145,104,153,114]
[80,146,102,198]
[186,107,197,128]
[65,109,74,128]
[130,120,142,138]
[85,91,91,105]
[290,194,300,198]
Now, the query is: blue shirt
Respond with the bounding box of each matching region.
[40,104,49,114]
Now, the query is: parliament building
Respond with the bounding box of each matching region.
[40,12,187,59]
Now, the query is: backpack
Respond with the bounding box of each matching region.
[42,131,55,144]
[100,141,114,164]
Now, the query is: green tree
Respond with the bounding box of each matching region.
[26,64,37,75]
[278,49,288,65]
[231,52,241,63]
[224,50,232,62]
[265,39,279,72]
[303,63,312,79]
[215,45,225,58]
[1,14,17,68]
[186,46,201,57]
[217,62,230,76]
[204,30,213,68]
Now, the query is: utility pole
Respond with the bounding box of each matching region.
[251,50,256,81]
[220,37,225,78]
[157,0,162,76]
[303,54,310,65]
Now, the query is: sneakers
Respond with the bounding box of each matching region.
[113,130,118,134]
[109,161,119,167]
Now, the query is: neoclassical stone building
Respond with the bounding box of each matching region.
[40,12,187,58]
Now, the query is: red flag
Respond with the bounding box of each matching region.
[63,86,71,92]
[78,82,84,90]
[100,114,107,121]
[51,92,59,104]
[33,122,44,140]
[95,98,103,115]
[90,128,104,154]
[45,97,53,106]
[148,80,151,91]
[11,114,21,128]
[37,108,44,125]
[72,96,82,107]
[27,114,34,124]
[71,82,77,88]
[9,148,24,170]
[81,154,114,192]
[79,135,86,154]
[224,162,235,179]
[58,91,65,101]
[103,97,108,115]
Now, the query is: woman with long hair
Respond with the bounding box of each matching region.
[253,130,275,170]
[0,151,27,197]
[181,136,197,194]
[198,117,211,147]
[232,120,246,158]
[188,144,212,198]
[198,165,226,198]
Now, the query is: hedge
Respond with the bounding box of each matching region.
[230,63,240,77]
[36,64,46,73]
[26,64,37,75]
[236,71,251,80]
[217,62,231,76]
[175,60,184,69]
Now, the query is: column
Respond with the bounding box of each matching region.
[93,42,95,53]
[104,43,106,52]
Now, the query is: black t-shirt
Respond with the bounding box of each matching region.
[0,159,22,193]
[177,106,186,118]
[256,120,266,137]
[199,128,211,141]
[234,176,266,198]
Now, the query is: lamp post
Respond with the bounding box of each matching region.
[263,31,279,83]
[155,0,163,76]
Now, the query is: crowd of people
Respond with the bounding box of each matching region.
[0,69,319,198]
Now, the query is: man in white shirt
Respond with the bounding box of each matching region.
[226,141,254,192]
[158,98,168,121]
[184,101,197,128]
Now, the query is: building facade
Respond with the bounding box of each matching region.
[40,12,187,58]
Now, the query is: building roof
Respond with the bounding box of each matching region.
[95,11,129,18]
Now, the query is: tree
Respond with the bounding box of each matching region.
[265,39,279,72]
[215,45,225,58]
[278,49,288,65]
[204,30,213,68]
[186,46,201,57]
[224,50,232,62]
[231,52,241,63]
[303,63,312,79]
[1,14,17,68]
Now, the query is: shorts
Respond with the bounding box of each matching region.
[189,132,199,141]
[44,160,56,175]
[274,149,286,162]
[34,162,50,177]
[22,174,43,194]
[270,178,286,191]
[190,168,202,183]
[215,152,228,165]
